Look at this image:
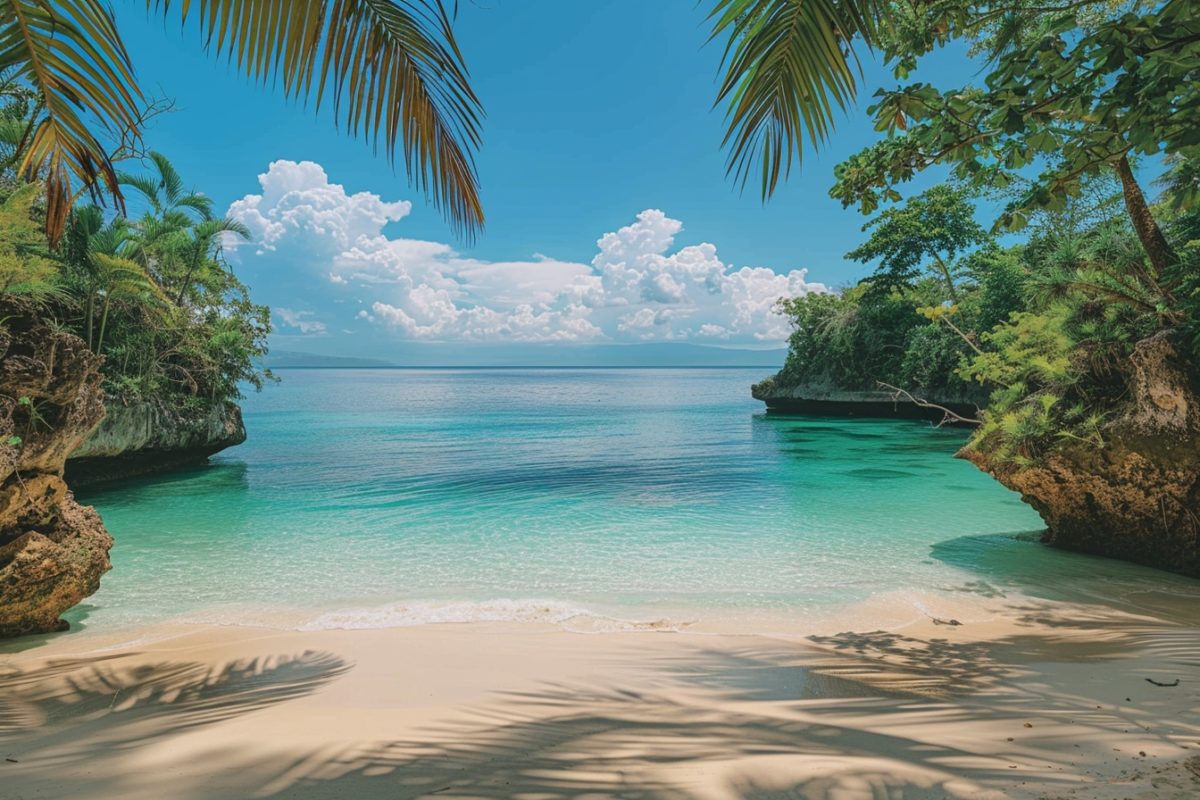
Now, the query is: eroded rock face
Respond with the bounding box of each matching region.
[0,299,112,637]
[68,399,246,487]
[961,332,1200,576]
[752,378,984,422]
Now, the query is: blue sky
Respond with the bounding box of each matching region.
[114,0,976,362]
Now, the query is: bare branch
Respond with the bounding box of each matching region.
[877,381,982,427]
[934,313,985,355]
[105,95,178,165]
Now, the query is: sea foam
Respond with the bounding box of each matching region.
[295,598,694,633]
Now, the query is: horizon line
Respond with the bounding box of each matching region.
[267,364,781,370]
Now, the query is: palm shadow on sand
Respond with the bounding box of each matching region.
[1,648,349,794]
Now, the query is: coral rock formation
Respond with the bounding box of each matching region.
[69,399,246,486]
[0,299,112,637]
[962,332,1200,576]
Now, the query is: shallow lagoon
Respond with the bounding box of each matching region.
[71,368,1198,633]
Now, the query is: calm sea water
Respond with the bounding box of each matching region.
[65,368,1199,634]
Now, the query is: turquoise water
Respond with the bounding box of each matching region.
[67,368,1198,634]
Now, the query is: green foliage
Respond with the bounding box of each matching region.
[959,308,1104,464]
[0,147,274,406]
[831,0,1200,235]
[708,0,886,199]
[898,322,976,399]
[1161,156,1200,359]
[846,185,988,301]
[964,247,1027,332]
[0,183,57,297]
[777,287,929,391]
[0,0,143,245]
[774,158,1196,472]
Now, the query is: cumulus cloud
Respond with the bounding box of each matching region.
[274,307,327,335]
[228,161,827,344]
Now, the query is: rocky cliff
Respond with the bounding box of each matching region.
[67,399,246,487]
[752,377,984,422]
[0,299,113,637]
[961,332,1199,577]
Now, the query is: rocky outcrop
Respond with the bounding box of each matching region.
[961,332,1200,577]
[752,377,983,422]
[0,299,113,637]
[67,399,246,487]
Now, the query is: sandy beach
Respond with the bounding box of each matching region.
[3,586,1199,800]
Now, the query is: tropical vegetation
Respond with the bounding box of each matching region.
[0,58,268,405]
[0,0,492,411]
[0,0,484,246]
[0,0,1194,461]
[0,121,271,406]
[759,0,1200,469]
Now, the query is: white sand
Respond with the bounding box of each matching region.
[2,590,1199,799]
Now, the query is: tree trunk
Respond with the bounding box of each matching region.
[1113,154,1176,278]
[930,252,959,303]
[96,297,112,354]
[85,293,95,350]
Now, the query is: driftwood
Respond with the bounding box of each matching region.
[876,382,982,428]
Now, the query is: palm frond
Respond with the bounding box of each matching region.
[116,172,164,209]
[150,0,483,241]
[710,0,883,200]
[88,218,135,257]
[120,151,214,219]
[0,0,143,246]
[176,193,215,218]
[91,251,169,301]
[148,150,184,202]
[195,216,250,241]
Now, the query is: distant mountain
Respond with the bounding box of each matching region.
[262,343,786,368]
[263,351,397,368]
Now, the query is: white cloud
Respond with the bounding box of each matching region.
[274,307,327,335]
[228,160,411,258]
[229,161,827,345]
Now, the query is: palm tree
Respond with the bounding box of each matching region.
[171,216,251,307]
[709,0,885,200]
[2,0,897,253]
[65,209,166,351]
[114,152,249,306]
[0,0,483,246]
[119,152,214,222]
[90,249,166,353]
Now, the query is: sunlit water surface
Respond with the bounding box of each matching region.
[62,368,1200,635]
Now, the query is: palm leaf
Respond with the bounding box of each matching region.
[116,173,165,208]
[148,150,183,202]
[150,0,484,241]
[194,216,250,241]
[119,151,215,218]
[710,0,884,200]
[0,0,143,246]
[175,193,215,218]
[91,251,169,301]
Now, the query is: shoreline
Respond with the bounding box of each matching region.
[4,588,1198,799]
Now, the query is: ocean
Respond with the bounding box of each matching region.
[68,368,1197,635]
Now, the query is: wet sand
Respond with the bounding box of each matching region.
[2,587,1199,799]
